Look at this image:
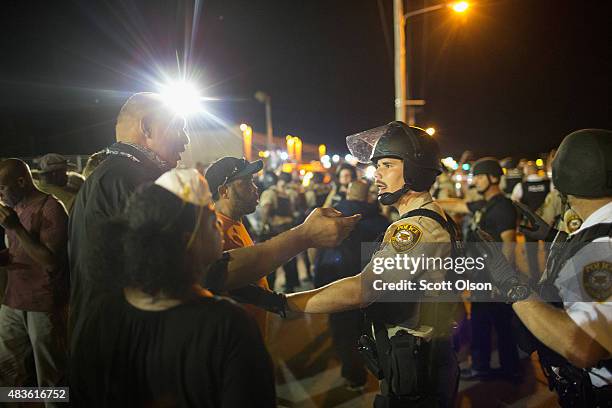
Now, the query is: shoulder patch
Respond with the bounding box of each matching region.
[582,261,612,302]
[390,223,422,252]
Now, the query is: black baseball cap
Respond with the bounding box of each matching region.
[205,157,263,200]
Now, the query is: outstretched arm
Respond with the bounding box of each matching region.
[435,198,470,214]
[286,274,366,314]
[220,208,360,290]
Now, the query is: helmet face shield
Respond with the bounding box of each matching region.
[345,124,390,163]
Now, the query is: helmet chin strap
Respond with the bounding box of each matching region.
[378,184,411,206]
[559,191,571,214]
[478,175,495,195]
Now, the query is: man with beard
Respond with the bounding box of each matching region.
[206,156,274,335]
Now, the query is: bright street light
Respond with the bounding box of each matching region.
[318,144,327,159]
[365,165,376,179]
[159,81,202,116]
[451,1,469,13]
[240,124,253,161]
[425,127,436,136]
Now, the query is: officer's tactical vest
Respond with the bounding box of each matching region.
[503,169,523,195]
[366,208,461,334]
[520,180,550,212]
[529,224,612,406]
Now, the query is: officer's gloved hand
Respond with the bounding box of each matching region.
[514,202,557,242]
[228,285,288,317]
[474,229,531,302]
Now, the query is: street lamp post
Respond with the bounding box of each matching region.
[394,1,468,124]
[240,124,253,161]
[393,0,407,124]
[255,91,274,151]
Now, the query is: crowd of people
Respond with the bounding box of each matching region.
[0,91,610,407]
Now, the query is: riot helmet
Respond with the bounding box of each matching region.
[470,157,503,195]
[346,121,442,205]
[552,129,612,198]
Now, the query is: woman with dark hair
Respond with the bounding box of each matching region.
[70,169,276,407]
[323,163,357,208]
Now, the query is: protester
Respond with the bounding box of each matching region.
[70,168,276,407]
[305,172,331,209]
[323,163,357,208]
[260,171,300,291]
[205,156,273,336]
[69,92,189,342]
[34,153,84,213]
[0,159,68,397]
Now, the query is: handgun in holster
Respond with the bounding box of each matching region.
[358,334,383,379]
[386,330,431,397]
[361,323,432,396]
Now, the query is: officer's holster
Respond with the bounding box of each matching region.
[367,321,435,406]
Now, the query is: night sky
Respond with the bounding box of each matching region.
[1,0,610,159]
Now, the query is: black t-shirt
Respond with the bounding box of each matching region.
[68,143,164,337]
[467,194,517,241]
[70,294,276,408]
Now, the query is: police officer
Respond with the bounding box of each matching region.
[476,129,612,407]
[500,157,523,196]
[437,158,521,380]
[286,121,459,407]
[511,160,550,210]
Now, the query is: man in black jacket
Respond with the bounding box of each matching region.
[69,93,187,335]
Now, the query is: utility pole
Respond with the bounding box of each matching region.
[255,91,273,151]
[393,0,406,123]
[393,1,469,126]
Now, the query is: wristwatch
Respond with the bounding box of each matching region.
[507,285,531,302]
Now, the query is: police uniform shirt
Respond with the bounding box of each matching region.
[362,192,451,328]
[554,201,612,386]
